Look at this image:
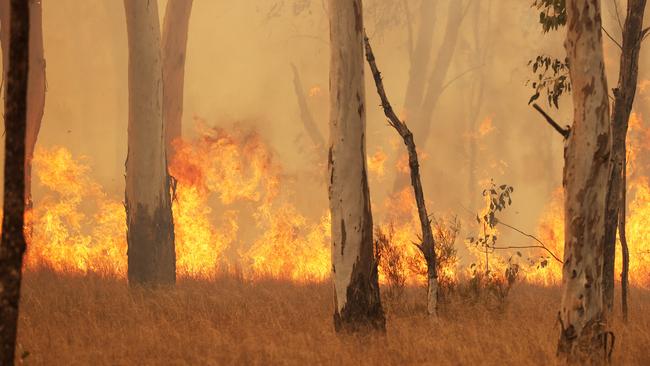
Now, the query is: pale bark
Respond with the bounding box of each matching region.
[124,0,175,286]
[328,0,384,332]
[162,0,193,161]
[557,0,612,362]
[602,0,647,313]
[0,0,29,362]
[364,34,438,316]
[0,0,46,207]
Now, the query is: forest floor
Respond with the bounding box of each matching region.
[16,270,650,365]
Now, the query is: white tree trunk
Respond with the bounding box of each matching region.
[328,0,384,332]
[124,0,175,286]
[558,0,612,362]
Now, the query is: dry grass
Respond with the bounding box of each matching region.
[16,270,650,366]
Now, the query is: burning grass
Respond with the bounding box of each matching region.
[17,269,650,365]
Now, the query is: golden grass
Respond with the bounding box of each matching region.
[16,270,650,365]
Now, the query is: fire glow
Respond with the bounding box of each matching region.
[21,115,650,289]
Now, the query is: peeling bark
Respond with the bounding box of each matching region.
[602,0,647,313]
[0,0,29,362]
[557,0,612,363]
[162,0,193,162]
[328,0,384,332]
[124,0,176,286]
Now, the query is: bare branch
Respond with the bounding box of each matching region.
[438,63,484,96]
[531,103,570,138]
[494,218,563,263]
[612,0,624,32]
[602,25,623,50]
[642,26,650,42]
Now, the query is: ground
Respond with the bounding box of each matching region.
[16,270,650,365]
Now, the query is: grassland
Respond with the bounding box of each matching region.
[15,270,650,365]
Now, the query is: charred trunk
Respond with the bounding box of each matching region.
[328,0,384,332]
[124,0,176,286]
[602,0,647,313]
[162,0,193,161]
[620,159,629,322]
[0,0,46,208]
[364,35,438,316]
[0,0,29,362]
[557,0,612,362]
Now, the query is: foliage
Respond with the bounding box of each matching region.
[374,225,407,303]
[467,180,514,253]
[528,1,569,109]
[532,0,567,32]
[527,55,571,108]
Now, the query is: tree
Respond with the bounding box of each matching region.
[364,33,439,316]
[0,0,29,363]
[531,0,649,318]
[124,0,176,286]
[603,0,647,316]
[392,0,466,192]
[328,0,384,332]
[0,0,46,208]
[557,0,613,362]
[162,0,193,161]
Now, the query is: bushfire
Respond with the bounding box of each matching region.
[21,115,650,289]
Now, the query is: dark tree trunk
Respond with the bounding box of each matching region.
[0,0,45,208]
[124,0,176,286]
[364,34,438,316]
[620,158,629,322]
[0,0,29,363]
[162,0,193,161]
[603,0,647,312]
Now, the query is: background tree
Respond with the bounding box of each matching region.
[603,0,647,317]
[557,0,612,362]
[0,0,29,362]
[124,0,175,286]
[0,0,46,208]
[162,0,193,162]
[328,0,384,332]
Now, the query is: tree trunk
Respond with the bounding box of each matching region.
[620,158,629,322]
[602,0,647,313]
[412,0,463,147]
[0,0,29,363]
[124,0,176,286]
[364,34,438,316]
[290,62,326,155]
[557,0,612,363]
[0,0,46,208]
[392,0,463,193]
[401,0,436,123]
[328,0,384,332]
[162,0,193,161]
